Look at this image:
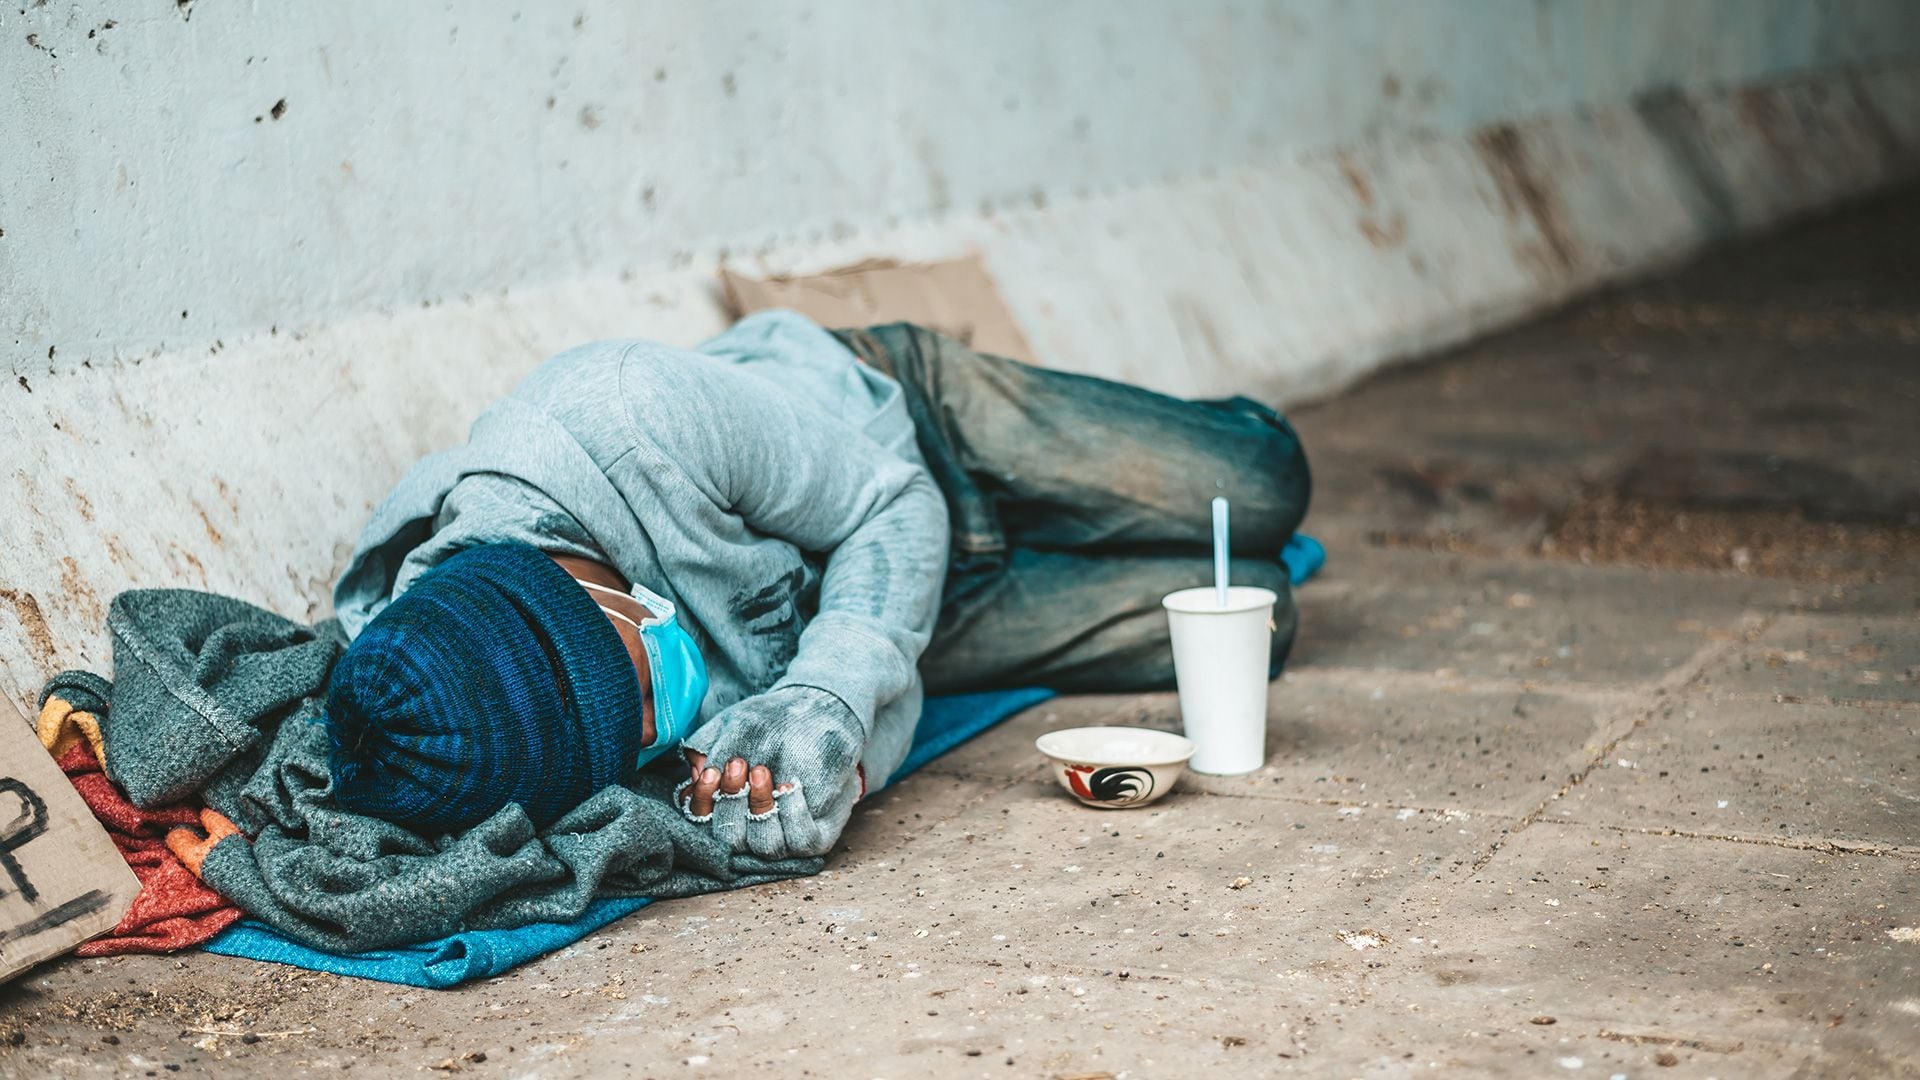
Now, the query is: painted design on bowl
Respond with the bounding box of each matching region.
[1062,764,1155,805]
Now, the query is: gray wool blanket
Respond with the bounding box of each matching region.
[40,589,822,953]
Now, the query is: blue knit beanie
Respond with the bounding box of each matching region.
[323,542,645,835]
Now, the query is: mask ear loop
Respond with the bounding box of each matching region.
[595,603,644,633]
[579,585,675,748]
[577,577,672,627]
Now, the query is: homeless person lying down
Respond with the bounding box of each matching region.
[323,310,1312,859]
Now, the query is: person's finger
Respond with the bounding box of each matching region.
[689,766,720,817]
[685,749,708,780]
[721,756,749,796]
[747,765,775,815]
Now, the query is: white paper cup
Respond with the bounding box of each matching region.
[1162,585,1277,775]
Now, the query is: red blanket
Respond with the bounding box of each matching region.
[55,742,242,956]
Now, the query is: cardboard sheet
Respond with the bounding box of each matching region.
[0,695,137,981]
[720,255,1036,363]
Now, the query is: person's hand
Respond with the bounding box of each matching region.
[681,749,791,817]
[676,686,866,859]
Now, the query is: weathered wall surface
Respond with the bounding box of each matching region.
[2,1,1919,705]
[7,1,1920,375]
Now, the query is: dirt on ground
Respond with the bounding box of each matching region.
[1376,491,1920,586]
[4,181,1918,1080]
[1540,492,1920,584]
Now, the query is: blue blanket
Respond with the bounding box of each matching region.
[202,687,1057,987]
[203,535,1324,987]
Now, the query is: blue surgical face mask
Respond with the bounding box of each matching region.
[580,579,710,767]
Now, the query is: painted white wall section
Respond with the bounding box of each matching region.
[6,0,1920,371]
[2,2,1919,704]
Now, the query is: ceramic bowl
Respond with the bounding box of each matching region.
[1034,726,1195,809]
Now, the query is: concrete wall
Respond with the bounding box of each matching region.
[3,1,1920,705]
[7,1,1920,377]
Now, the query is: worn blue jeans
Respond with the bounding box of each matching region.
[832,325,1310,693]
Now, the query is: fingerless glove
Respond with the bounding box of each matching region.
[677,686,866,859]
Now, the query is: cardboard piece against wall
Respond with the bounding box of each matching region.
[720,255,1037,363]
[0,695,137,982]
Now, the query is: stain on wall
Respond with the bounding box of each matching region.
[1475,124,1579,275]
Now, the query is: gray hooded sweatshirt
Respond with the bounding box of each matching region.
[332,311,950,857]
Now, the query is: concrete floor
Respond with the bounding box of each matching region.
[3,191,1917,1079]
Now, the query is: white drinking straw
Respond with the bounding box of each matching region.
[1211,497,1230,609]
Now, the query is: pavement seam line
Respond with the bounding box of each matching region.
[1539,817,1920,859]
[1465,615,1775,873]
[1594,1028,1746,1054]
[1718,690,1917,711]
[1154,782,1516,817]
[1282,666,1642,701]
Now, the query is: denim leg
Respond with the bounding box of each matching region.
[921,550,1295,694]
[832,323,1310,695]
[833,324,1311,557]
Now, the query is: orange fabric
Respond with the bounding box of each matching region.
[51,738,244,957]
[36,694,107,764]
[165,809,240,877]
